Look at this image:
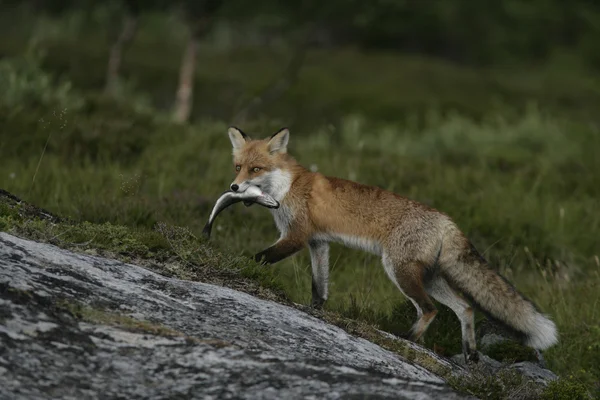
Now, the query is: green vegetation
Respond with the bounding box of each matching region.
[541,375,594,400]
[485,341,539,364]
[448,369,540,400]
[1,6,600,398]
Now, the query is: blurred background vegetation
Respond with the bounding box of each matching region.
[0,0,599,395]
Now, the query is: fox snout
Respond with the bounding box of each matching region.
[229,179,253,193]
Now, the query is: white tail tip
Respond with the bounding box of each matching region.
[525,314,559,350]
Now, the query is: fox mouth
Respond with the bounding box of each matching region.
[242,196,279,209]
[260,196,279,209]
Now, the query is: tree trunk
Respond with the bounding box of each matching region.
[173,31,199,124]
[105,14,137,95]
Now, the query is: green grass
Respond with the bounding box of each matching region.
[0,10,599,398]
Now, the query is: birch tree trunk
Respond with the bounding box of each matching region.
[105,14,137,95]
[173,31,199,123]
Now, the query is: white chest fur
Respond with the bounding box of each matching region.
[264,169,292,202]
[271,205,294,238]
[264,168,294,238]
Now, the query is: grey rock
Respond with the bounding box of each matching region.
[450,353,557,387]
[0,232,474,400]
[512,362,558,386]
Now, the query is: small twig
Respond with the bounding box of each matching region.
[71,236,98,247]
[49,226,76,242]
[29,131,51,197]
[482,237,503,257]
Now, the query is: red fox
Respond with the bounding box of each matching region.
[227,126,558,362]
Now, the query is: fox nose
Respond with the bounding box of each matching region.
[230,184,239,192]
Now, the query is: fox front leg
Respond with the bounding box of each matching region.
[308,240,329,309]
[254,236,304,265]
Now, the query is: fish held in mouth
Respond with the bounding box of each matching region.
[202,186,279,239]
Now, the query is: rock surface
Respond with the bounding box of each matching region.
[450,354,557,387]
[450,333,557,387]
[0,232,473,399]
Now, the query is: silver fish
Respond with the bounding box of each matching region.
[202,186,279,239]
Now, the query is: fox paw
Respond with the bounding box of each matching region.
[465,351,480,364]
[311,298,325,310]
[399,328,422,342]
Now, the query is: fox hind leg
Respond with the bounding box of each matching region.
[309,240,329,309]
[382,254,438,343]
[426,275,479,363]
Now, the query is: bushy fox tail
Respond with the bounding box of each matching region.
[440,238,558,350]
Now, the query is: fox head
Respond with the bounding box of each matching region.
[227,126,294,201]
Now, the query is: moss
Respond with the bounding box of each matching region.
[540,375,593,400]
[0,188,63,223]
[485,340,540,363]
[0,215,9,232]
[447,368,542,400]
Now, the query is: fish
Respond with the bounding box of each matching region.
[202,186,279,239]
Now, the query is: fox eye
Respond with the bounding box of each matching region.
[252,167,261,173]
[235,165,241,172]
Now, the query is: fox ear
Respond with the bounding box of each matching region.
[267,128,289,154]
[228,126,248,150]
